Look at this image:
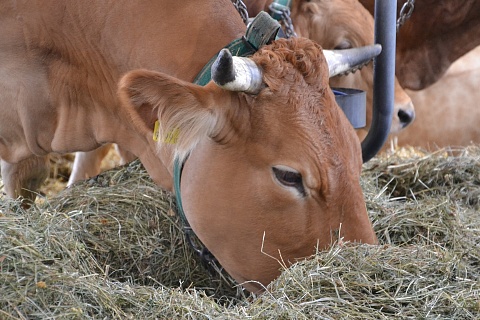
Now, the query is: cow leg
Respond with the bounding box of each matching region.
[68,144,138,186]
[114,144,137,165]
[1,155,50,205]
[68,145,113,186]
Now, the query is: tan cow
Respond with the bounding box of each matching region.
[360,0,480,90]
[0,1,377,292]
[289,0,414,140]
[389,45,480,149]
[68,0,415,185]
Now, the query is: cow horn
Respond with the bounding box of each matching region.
[324,44,382,78]
[212,48,263,94]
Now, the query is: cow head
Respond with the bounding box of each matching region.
[119,37,377,293]
[291,0,415,139]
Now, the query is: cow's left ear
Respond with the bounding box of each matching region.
[118,69,222,159]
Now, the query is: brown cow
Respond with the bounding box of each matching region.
[67,0,415,185]
[289,0,414,140]
[389,45,480,149]
[0,1,377,292]
[360,0,480,90]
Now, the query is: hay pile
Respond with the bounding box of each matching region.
[1,146,479,319]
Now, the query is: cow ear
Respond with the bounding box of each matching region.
[117,70,162,131]
[118,69,220,161]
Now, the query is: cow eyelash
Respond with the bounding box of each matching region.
[272,166,306,196]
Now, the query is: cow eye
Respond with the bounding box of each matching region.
[334,40,353,50]
[272,166,306,196]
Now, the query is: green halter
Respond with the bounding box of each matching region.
[193,11,280,86]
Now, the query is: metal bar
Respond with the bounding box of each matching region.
[361,0,397,163]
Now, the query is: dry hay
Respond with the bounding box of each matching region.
[1,146,479,319]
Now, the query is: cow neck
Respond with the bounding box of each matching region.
[173,12,281,273]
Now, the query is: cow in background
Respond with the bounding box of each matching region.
[247,0,480,151]
[0,0,378,292]
[359,0,480,90]
[389,45,480,149]
[67,0,415,185]
[289,0,414,140]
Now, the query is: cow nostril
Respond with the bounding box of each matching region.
[397,109,415,126]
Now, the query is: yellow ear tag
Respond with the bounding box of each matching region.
[153,120,160,142]
[153,120,179,144]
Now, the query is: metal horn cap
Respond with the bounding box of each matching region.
[324,44,382,78]
[212,49,263,94]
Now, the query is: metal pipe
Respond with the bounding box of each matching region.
[361,0,397,163]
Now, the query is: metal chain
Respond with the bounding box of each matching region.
[232,0,413,35]
[230,0,249,25]
[268,4,297,38]
[396,0,415,32]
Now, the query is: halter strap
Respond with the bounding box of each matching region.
[193,12,280,86]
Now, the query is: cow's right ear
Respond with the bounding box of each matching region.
[118,69,222,161]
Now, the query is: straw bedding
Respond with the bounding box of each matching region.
[1,146,479,319]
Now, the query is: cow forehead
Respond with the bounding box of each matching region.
[252,38,330,89]
[235,39,332,130]
[238,85,359,169]
[231,38,355,148]
[246,40,331,131]
[304,0,373,45]
[209,38,361,172]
